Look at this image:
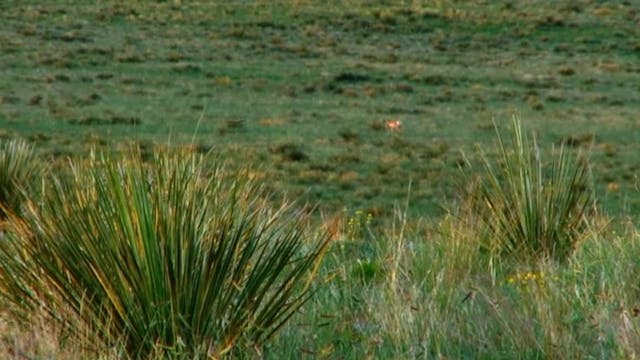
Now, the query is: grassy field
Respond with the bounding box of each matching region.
[1,0,639,217]
[2,1,640,358]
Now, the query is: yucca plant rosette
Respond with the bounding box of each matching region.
[469,116,595,262]
[0,149,330,358]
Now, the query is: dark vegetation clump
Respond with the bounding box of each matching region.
[270,143,309,162]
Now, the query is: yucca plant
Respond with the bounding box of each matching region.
[0,139,43,219]
[470,116,594,262]
[0,150,329,358]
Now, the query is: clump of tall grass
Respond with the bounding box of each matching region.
[469,115,595,262]
[0,150,329,358]
[270,206,639,358]
[0,139,43,219]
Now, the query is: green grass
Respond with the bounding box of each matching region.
[5,201,640,358]
[266,208,640,359]
[1,1,640,358]
[1,0,639,217]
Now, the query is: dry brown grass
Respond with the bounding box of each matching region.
[0,313,88,360]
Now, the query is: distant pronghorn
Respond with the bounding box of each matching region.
[385,119,401,131]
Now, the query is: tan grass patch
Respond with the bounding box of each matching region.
[258,117,287,127]
[0,313,87,360]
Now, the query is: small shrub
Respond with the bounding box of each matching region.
[469,115,595,262]
[0,150,329,358]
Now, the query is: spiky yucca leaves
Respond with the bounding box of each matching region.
[0,139,42,219]
[472,116,594,262]
[0,150,329,358]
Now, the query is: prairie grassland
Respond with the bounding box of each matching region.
[1,0,639,216]
[1,1,640,358]
[269,210,640,359]
[5,204,639,359]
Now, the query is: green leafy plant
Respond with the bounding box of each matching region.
[0,150,329,358]
[0,139,43,219]
[470,115,594,262]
